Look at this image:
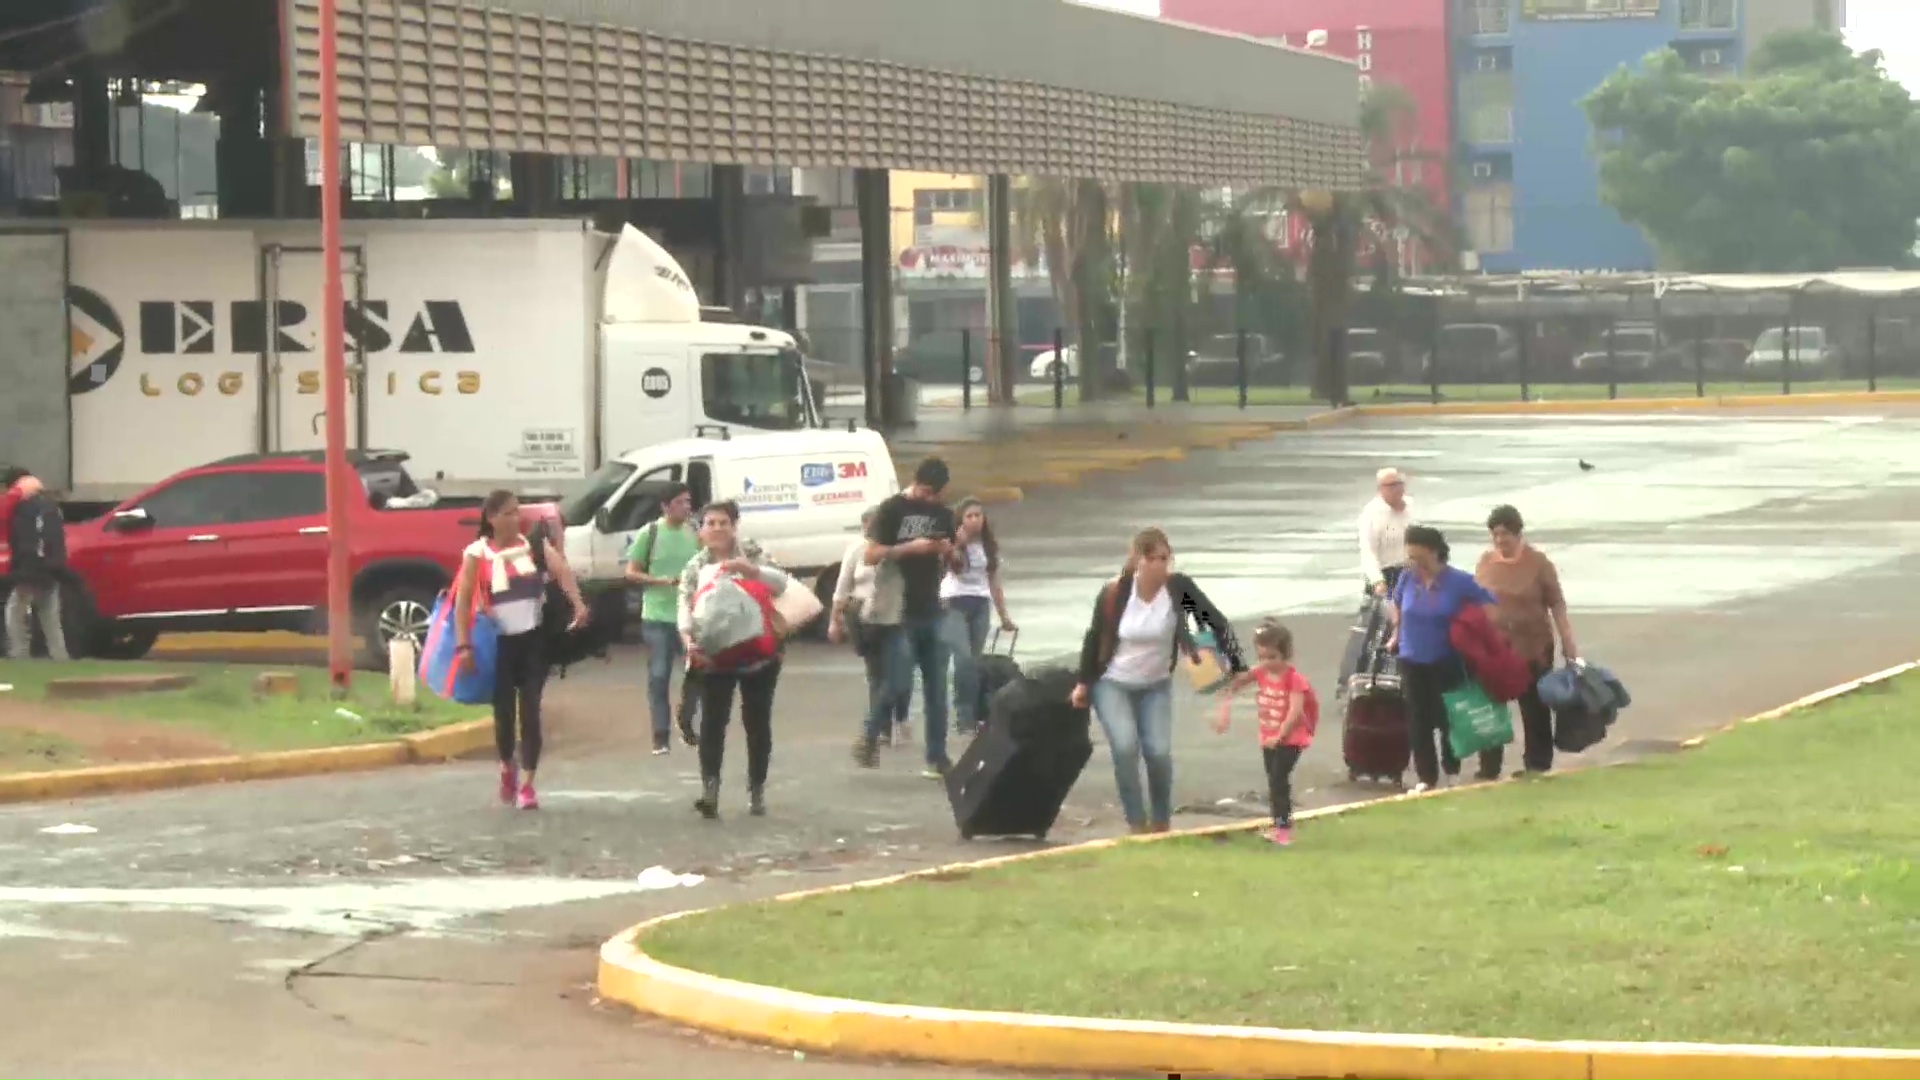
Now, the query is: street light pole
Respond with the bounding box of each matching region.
[319,0,353,693]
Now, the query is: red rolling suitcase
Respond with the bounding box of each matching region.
[1342,629,1410,787]
[1342,694,1410,787]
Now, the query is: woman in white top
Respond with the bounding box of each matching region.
[1070,528,1244,834]
[454,489,587,812]
[830,507,910,749]
[940,497,1016,735]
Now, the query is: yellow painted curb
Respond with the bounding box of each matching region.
[400,717,496,762]
[152,631,321,654]
[970,486,1025,505]
[0,717,494,804]
[596,661,1920,1080]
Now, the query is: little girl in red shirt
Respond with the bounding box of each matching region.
[1214,619,1318,847]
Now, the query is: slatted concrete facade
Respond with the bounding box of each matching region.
[283,0,1364,189]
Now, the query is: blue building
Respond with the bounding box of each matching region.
[1454,0,1845,272]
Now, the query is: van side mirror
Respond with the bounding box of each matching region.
[593,506,612,533]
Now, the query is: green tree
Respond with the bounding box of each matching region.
[1584,30,1920,272]
[1231,83,1458,405]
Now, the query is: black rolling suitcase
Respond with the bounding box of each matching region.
[967,630,1023,732]
[947,667,1092,841]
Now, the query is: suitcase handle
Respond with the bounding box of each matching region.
[989,628,1018,657]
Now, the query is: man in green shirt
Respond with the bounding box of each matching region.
[624,484,703,754]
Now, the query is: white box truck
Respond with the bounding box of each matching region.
[0,218,824,502]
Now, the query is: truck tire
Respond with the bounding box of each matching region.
[362,583,439,670]
[806,568,837,640]
[589,587,630,644]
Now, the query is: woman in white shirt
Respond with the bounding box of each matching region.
[453,490,587,812]
[830,507,910,751]
[1070,528,1244,834]
[941,498,1016,735]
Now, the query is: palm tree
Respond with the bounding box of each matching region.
[1295,82,1461,405]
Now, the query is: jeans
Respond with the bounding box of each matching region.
[1400,656,1466,788]
[1477,659,1554,777]
[895,615,951,766]
[943,596,992,730]
[1090,678,1175,830]
[494,630,549,772]
[859,622,911,737]
[4,581,67,661]
[699,660,781,789]
[640,620,698,743]
[1263,744,1303,828]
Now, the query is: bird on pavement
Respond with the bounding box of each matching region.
[1579,459,1596,472]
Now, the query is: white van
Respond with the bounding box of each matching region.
[559,428,899,628]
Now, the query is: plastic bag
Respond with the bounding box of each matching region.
[418,590,499,705]
[1443,678,1513,760]
[691,573,776,668]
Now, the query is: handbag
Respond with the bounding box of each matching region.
[1184,628,1231,695]
[1443,678,1514,760]
[769,577,824,637]
[417,579,499,705]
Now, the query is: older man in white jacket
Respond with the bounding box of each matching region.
[1358,467,1412,597]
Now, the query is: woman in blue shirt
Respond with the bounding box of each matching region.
[1384,524,1495,793]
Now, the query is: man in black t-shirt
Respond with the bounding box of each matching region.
[860,457,957,775]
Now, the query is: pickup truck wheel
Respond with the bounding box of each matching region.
[91,625,159,661]
[364,585,437,669]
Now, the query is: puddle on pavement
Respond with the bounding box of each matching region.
[0,877,660,939]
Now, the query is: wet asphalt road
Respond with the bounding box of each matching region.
[3,407,1919,1077]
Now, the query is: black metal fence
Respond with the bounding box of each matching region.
[798,289,1920,417]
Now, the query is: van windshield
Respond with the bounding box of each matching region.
[701,349,817,431]
[559,461,636,528]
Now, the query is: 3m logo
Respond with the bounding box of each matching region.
[838,461,868,480]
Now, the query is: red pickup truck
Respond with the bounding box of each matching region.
[0,450,555,666]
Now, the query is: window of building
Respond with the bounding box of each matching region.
[1463,181,1514,255]
[1679,0,1738,30]
[1460,69,1514,144]
[1465,0,1510,35]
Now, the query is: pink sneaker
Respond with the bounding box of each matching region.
[1266,825,1294,847]
[498,763,517,805]
[516,781,539,810]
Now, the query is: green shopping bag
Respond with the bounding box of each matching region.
[1444,679,1514,760]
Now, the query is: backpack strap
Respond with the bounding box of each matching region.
[635,520,661,573]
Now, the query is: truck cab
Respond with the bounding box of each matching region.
[558,429,898,634]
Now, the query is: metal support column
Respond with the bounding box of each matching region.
[711,164,747,315]
[986,174,1017,406]
[855,168,895,430]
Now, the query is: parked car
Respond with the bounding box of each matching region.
[1027,341,1138,390]
[1569,324,1684,380]
[1424,323,1520,383]
[0,450,553,666]
[1745,326,1841,377]
[895,329,987,386]
[1186,333,1291,387]
[1345,328,1396,384]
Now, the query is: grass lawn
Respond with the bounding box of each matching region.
[648,673,1920,1048]
[1011,377,1920,408]
[0,659,484,754]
